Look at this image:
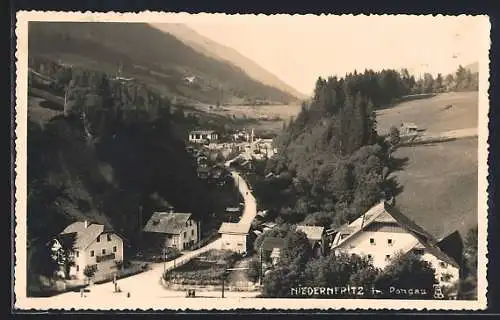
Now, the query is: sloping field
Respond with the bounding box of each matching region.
[376,91,478,136]
[28,96,63,126]
[391,137,478,240]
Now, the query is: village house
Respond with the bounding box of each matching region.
[50,220,124,281]
[143,210,200,251]
[218,222,251,254]
[261,237,286,266]
[296,225,327,257]
[330,200,461,292]
[399,122,419,136]
[189,130,219,144]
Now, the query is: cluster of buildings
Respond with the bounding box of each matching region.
[49,196,461,297]
[49,208,203,282]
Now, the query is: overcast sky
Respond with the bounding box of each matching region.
[160,14,487,96]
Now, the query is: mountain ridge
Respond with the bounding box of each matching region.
[151,23,307,101]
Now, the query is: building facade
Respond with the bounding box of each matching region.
[218,222,250,254]
[52,221,124,280]
[143,211,200,251]
[189,130,218,144]
[330,201,460,292]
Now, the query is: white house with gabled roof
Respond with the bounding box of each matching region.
[330,200,460,292]
[50,220,124,280]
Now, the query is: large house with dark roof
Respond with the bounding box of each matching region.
[143,210,200,251]
[330,200,461,291]
[50,220,124,280]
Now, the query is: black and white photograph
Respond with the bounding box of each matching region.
[13,12,490,310]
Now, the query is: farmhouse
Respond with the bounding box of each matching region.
[295,225,327,257]
[143,210,200,251]
[330,200,460,291]
[218,222,251,254]
[189,130,218,144]
[50,220,124,280]
[400,122,419,136]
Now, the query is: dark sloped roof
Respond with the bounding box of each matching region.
[437,230,464,267]
[261,237,286,251]
[143,212,192,234]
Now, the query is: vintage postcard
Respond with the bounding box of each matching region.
[13,11,490,311]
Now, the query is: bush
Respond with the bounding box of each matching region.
[83,264,98,279]
[165,247,181,261]
[247,257,260,283]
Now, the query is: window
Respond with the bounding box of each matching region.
[367,254,373,260]
[96,235,100,243]
[440,276,445,282]
[370,238,375,245]
[186,221,188,227]
[167,234,172,239]
[387,239,393,245]
[90,250,95,257]
[107,234,112,242]
[76,265,79,272]
[385,255,391,260]
[440,262,448,268]
[76,251,79,258]
[184,231,187,238]
[113,246,117,253]
[191,230,194,236]
[102,249,106,255]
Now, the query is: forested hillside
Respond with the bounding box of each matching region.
[250,65,478,229]
[28,22,300,106]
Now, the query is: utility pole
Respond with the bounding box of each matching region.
[259,246,263,285]
[138,205,143,248]
[163,247,167,273]
[221,267,249,298]
[221,272,225,298]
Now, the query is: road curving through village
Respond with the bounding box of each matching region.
[35,153,260,307]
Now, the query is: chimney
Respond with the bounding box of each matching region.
[383,196,396,207]
[84,220,89,228]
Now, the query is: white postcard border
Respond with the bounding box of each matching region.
[13,11,491,311]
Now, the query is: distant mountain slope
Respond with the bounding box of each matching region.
[152,23,307,101]
[28,22,299,106]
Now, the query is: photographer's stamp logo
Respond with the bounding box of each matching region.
[433,285,445,299]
